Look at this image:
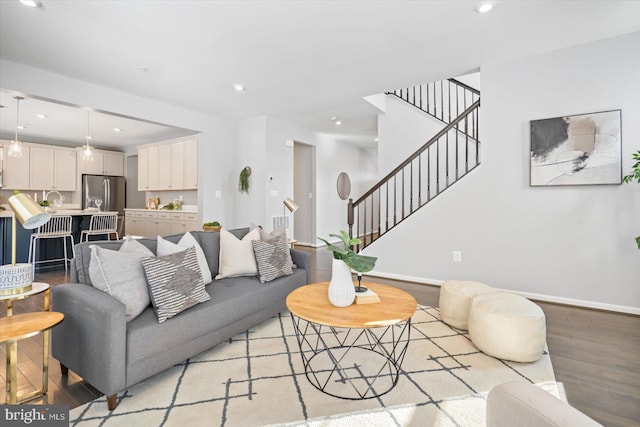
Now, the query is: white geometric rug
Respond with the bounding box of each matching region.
[70,306,558,426]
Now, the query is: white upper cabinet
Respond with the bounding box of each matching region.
[78,150,124,176]
[53,149,77,190]
[1,143,31,190]
[183,138,198,189]
[137,137,197,191]
[138,147,149,191]
[29,146,76,191]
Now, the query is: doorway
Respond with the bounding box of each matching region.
[293,142,316,245]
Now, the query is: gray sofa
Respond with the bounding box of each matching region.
[51,229,310,410]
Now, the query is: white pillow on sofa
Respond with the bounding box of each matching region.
[215,227,261,279]
[157,233,212,284]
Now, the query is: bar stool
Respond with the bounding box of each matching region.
[81,212,119,242]
[28,215,75,271]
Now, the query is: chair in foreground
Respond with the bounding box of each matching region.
[487,380,602,427]
[81,213,119,242]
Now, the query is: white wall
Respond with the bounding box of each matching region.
[369,32,640,312]
[0,59,236,226]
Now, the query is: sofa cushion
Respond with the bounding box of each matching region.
[141,246,209,323]
[88,240,153,322]
[126,267,307,367]
[157,233,213,284]
[215,227,261,279]
[252,234,293,283]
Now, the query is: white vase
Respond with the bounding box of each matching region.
[328,259,355,307]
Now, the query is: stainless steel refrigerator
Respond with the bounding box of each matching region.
[82,174,126,234]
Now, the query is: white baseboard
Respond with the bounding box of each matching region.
[367,270,640,315]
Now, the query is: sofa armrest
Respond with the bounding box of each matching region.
[487,381,602,427]
[51,283,127,396]
[290,249,311,283]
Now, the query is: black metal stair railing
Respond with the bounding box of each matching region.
[386,78,480,140]
[348,99,480,250]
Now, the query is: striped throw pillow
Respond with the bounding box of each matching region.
[251,234,293,283]
[141,246,209,323]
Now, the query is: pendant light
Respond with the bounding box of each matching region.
[7,96,24,158]
[82,110,94,161]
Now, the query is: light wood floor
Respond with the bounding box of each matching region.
[1,247,638,426]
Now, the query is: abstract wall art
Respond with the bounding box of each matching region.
[530,110,622,186]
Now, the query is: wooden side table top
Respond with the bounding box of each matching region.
[286,282,417,328]
[0,312,64,343]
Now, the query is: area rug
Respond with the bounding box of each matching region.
[70,306,558,426]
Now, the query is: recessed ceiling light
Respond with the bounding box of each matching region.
[17,125,26,130]
[475,1,494,13]
[374,137,379,142]
[86,136,93,140]
[335,120,342,126]
[113,128,122,132]
[36,114,47,119]
[233,84,245,92]
[20,0,43,8]
[330,116,337,121]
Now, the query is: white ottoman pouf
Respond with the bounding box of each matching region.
[439,280,495,330]
[468,292,546,363]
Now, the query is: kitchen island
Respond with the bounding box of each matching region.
[0,209,119,269]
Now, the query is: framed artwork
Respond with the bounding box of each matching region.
[530,110,622,186]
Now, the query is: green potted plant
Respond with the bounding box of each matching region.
[239,166,251,194]
[623,150,640,249]
[318,230,377,307]
[202,221,221,232]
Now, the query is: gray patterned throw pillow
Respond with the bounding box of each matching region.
[251,234,294,283]
[141,246,210,323]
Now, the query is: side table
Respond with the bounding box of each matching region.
[0,282,51,403]
[1,282,51,316]
[0,311,64,404]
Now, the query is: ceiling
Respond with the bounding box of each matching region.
[1,1,639,150]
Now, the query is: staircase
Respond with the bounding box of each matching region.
[348,78,480,250]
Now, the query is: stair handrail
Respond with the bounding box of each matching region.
[352,99,480,206]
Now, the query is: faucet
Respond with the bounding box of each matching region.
[44,190,64,207]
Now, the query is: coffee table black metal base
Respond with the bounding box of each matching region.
[290,313,412,400]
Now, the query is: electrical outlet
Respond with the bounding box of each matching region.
[452,251,462,262]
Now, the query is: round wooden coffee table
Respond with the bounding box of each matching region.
[286,282,417,399]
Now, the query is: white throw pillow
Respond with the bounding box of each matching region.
[157,233,213,285]
[88,239,154,322]
[215,227,261,279]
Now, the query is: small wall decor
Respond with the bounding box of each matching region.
[530,110,622,186]
[239,166,251,194]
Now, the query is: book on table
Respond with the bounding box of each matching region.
[355,288,380,305]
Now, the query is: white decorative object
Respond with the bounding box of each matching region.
[328,259,355,307]
[0,263,34,295]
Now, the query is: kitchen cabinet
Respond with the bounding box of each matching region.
[125,210,198,237]
[183,139,197,189]
[29,146,76,191]
[1,143,31,190]
[79,150,125,176]
[137,148,149,191]
[137,137,197,191]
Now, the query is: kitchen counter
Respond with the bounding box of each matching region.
[124,207,198,213]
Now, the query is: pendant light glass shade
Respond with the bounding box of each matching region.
[82,110,94,161]
[8,97,24,158]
